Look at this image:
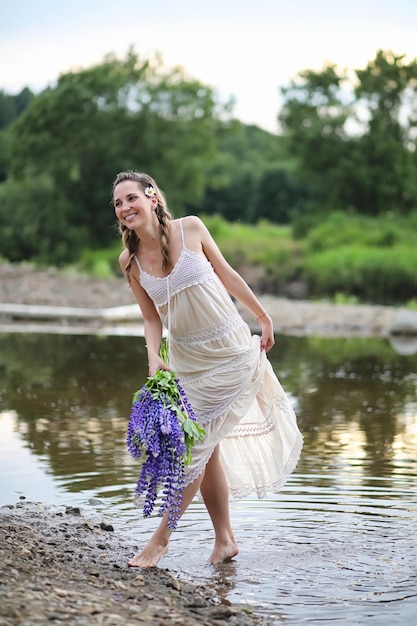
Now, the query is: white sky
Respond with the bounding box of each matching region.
[1,0,416,132]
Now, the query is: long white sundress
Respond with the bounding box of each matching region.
[135,219,303,499]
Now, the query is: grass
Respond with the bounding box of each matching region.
[71,211,417,306]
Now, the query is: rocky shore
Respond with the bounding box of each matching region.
[0,501,261,626]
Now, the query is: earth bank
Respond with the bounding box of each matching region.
[0,501,262,626]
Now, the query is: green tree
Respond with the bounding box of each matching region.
[279,49,417,218]
[0,90,16,129]
[0,87,34,129]
[192,120,293,222]
[3,49,229,263]
[353,50,417,215]
[0,87,34,182]
[252,168,306,224]
[14,87,34,116]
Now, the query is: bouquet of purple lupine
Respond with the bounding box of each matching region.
[127,364,205,531]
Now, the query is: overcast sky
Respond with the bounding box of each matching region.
[1,0,416,132]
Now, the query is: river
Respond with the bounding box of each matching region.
[0,331,416,625]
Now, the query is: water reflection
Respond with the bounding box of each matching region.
[1,333,417,490]
[268,336,417,485]
[0,334,149,494]
[1,332,417,624]
[1,333,417,498]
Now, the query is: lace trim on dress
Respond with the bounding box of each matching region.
[184,413,303,496]
[225,415,275,438]
[227,433,304,499]
[136,247,215,308]
[171,311,246,346]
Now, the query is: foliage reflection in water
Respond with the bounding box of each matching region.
[0,332,416,624]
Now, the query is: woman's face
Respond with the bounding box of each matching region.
[113,180,156,229]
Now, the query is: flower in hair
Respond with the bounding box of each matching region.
[144,186,156,197]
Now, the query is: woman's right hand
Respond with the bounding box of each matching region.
[148,355,171,377]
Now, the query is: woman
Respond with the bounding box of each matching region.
[113,171,302,567]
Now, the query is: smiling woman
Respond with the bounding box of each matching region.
[112,169,302,569]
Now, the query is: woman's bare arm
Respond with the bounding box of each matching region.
[182,216,275,352]
[119,250,168,375]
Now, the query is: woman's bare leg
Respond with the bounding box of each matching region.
[128,470,205,568]
[200,445,239,564]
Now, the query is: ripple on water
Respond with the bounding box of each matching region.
[115,481,417,625]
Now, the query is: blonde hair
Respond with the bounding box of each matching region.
[113,171,173,280]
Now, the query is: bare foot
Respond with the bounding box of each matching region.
[209,539,239,565]
[128,540,168,568]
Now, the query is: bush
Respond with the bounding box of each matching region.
[203,215,303,281]
[304,244,417,304]
[306,211,417,253]
[78,244,122,278]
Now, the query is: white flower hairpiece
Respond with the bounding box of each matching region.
[144,186,156,197]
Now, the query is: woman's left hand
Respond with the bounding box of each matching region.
[260,314,275,352]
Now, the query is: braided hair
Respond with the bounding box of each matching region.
[113,171,173,281]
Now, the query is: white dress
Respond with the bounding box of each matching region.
[135,220,303,499]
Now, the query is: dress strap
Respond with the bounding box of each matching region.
[134,256,142,272]
[166,219,186,367]
[179,218,185,248]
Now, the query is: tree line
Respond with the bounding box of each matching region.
[0,47,416,267]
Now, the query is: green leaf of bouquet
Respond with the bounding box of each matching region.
[181,419,196,437]
[159,338,169,364]
[184,450,192,467]
[172,405,187,422]
[190,422,206,441]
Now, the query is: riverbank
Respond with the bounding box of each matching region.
[0,501,261,626]
[1,262,416,337]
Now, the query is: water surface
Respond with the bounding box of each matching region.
[0,332,416,625]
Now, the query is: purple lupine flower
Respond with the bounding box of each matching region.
[126,368,205,531]
[177,380,197,421]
